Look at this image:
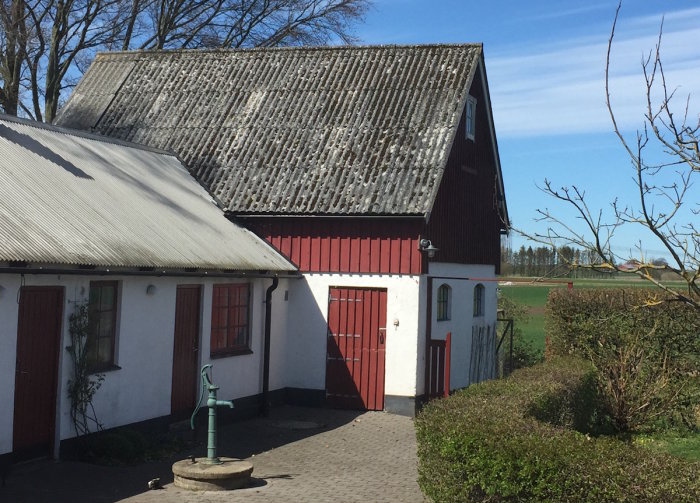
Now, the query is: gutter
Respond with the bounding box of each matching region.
[0,266,299,279]
[261,276,279,417]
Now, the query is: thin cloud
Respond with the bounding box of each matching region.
[516,2,611,23]
[488,8,700,138]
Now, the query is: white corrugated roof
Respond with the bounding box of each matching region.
[0,115,296,272]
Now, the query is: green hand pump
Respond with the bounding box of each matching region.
[191,364,234,465]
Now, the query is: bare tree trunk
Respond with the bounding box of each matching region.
[0,0,27,116]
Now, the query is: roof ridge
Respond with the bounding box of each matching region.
[0,113,175,157]
[95,43,483,58]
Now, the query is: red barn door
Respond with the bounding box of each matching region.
[171,285,202,416]
[14,286,64,459]
[326,287,387,410]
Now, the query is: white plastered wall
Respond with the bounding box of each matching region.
[427,263,498,391]
[285,273,423,398]
[0,273,281,456]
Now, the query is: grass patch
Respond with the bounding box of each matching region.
[635,433,700,462]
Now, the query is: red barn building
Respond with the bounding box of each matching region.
[57,44,508,415]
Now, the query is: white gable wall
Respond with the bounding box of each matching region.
[427,263,498,391]
[0,273,284,457]
[285,273,423,398]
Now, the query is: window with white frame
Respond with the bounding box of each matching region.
[473,283,485,317]
[465,96,477,141]
[437,284,451,321]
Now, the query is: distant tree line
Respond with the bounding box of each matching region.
[501,245,620,279]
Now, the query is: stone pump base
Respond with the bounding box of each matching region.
[172,457,254,491]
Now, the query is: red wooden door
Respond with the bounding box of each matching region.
[13,286,64,459]
[326,287,387,410]
[171,285,202,415]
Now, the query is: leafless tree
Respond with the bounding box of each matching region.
[0,0,29,116]
[0,0,369,121]
[524,2,699,310]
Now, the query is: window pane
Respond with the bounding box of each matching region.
[235,327,248,347]
[97,336,112,364]
[100,285,115,310]
[99,312,113,338]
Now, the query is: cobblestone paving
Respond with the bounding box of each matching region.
[2,407,427,503]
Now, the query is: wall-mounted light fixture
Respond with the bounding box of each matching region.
[419,239,439,259]
[146,284,157,296]
[0,285,5,299]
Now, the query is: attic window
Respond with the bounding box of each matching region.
[465,96,477,141]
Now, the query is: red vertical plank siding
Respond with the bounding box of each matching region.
[340,236,351,271]
[243,218,424,275]
[310,236,321,271]
[411,237,422,273]
[299,236,311,270]
[271,235,281,250]
[370,237,381,273]
[350,235,361,272]
[330,236,341,271]
[400,238,412,274]
[359,236,371,272]
[389,237,401,273]
[280,235,292,258]
[380,238,391,272]
[320,236,331,271]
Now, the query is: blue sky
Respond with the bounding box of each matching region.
[356,1,700,262]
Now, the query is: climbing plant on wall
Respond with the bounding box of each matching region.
[66,301,104,436]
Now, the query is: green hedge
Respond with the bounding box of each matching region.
[415,358,700,502]
[545,288,699,431]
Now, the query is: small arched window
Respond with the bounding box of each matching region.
[437,284,451,321]
[473,283,485,317]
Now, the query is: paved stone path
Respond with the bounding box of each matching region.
[2,407,427,502]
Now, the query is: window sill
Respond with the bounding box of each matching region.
[437,319,450,322]
[89,364,121,375]
[211,348,253,359]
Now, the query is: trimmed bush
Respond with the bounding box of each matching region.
[416,358,700,502]
[545,288,699,431]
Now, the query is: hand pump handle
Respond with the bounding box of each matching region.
[190,364,214,430]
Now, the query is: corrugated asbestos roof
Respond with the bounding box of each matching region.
[0,115,296,271]
[56,44,483,216]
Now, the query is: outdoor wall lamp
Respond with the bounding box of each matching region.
[146,284,157,295]
[419,239,439,259]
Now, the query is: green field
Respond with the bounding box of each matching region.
[498,277,688,356]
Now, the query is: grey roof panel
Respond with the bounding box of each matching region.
[56,44,482,216]
[0,116,296,271]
